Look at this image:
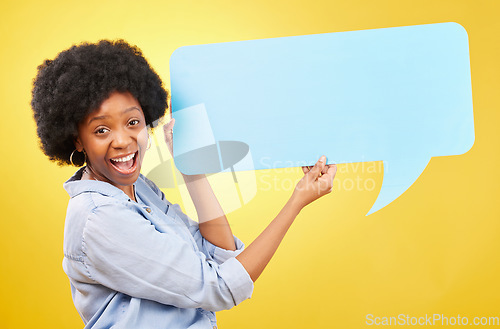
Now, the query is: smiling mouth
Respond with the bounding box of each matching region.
[109,151,138,175]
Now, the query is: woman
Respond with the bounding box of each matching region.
[31,40,337,328]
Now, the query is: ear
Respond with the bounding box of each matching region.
[74,137,84,152]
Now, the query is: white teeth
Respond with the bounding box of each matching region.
[112,153,135,162]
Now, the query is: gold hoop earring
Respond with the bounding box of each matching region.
[70,149,86,166]
[146,135,152,150]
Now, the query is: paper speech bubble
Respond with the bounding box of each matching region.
[170,22,474,215]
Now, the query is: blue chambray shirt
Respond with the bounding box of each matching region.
[62,168,254,328]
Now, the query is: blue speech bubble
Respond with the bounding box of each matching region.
[170,22,474,215]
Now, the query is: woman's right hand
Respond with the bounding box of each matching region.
[291,156,337,210]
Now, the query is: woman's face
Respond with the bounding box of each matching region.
[75,91,148,192]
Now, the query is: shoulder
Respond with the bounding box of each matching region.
[63,191,115,244]
[63,186,136,257]
[66,187,124,220]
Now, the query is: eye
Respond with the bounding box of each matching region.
[95,127,109,135]
[128,119,140,126]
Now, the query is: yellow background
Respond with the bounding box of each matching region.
[1,0,499,328]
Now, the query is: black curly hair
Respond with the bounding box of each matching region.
[31,39,169,166]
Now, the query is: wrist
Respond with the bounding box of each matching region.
[287,193,305,215]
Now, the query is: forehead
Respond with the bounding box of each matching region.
[98,91,141,112]
[82,91,144,125]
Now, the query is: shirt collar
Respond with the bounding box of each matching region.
[63,167,135,201]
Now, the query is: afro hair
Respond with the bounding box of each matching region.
[31,39,169,166]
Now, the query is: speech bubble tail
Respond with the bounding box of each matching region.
[366,157,431,216]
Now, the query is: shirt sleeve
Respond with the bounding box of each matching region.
[81,203,253,312]
[168,203,246,264]
[142,175,247,264]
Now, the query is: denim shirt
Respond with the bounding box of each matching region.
[62,168,253,328]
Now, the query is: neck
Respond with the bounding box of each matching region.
[84,165,137,202]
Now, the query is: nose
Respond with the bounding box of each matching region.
[111,128,133,149]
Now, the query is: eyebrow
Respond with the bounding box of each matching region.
[87,106,141,125]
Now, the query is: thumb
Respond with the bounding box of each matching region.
[308,156,326,179]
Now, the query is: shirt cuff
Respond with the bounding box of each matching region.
[217,256,254,305]
[203,236,245,264]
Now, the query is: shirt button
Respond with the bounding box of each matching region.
[145,208,151,213]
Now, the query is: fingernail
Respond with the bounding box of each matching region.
[319,155,326,163]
